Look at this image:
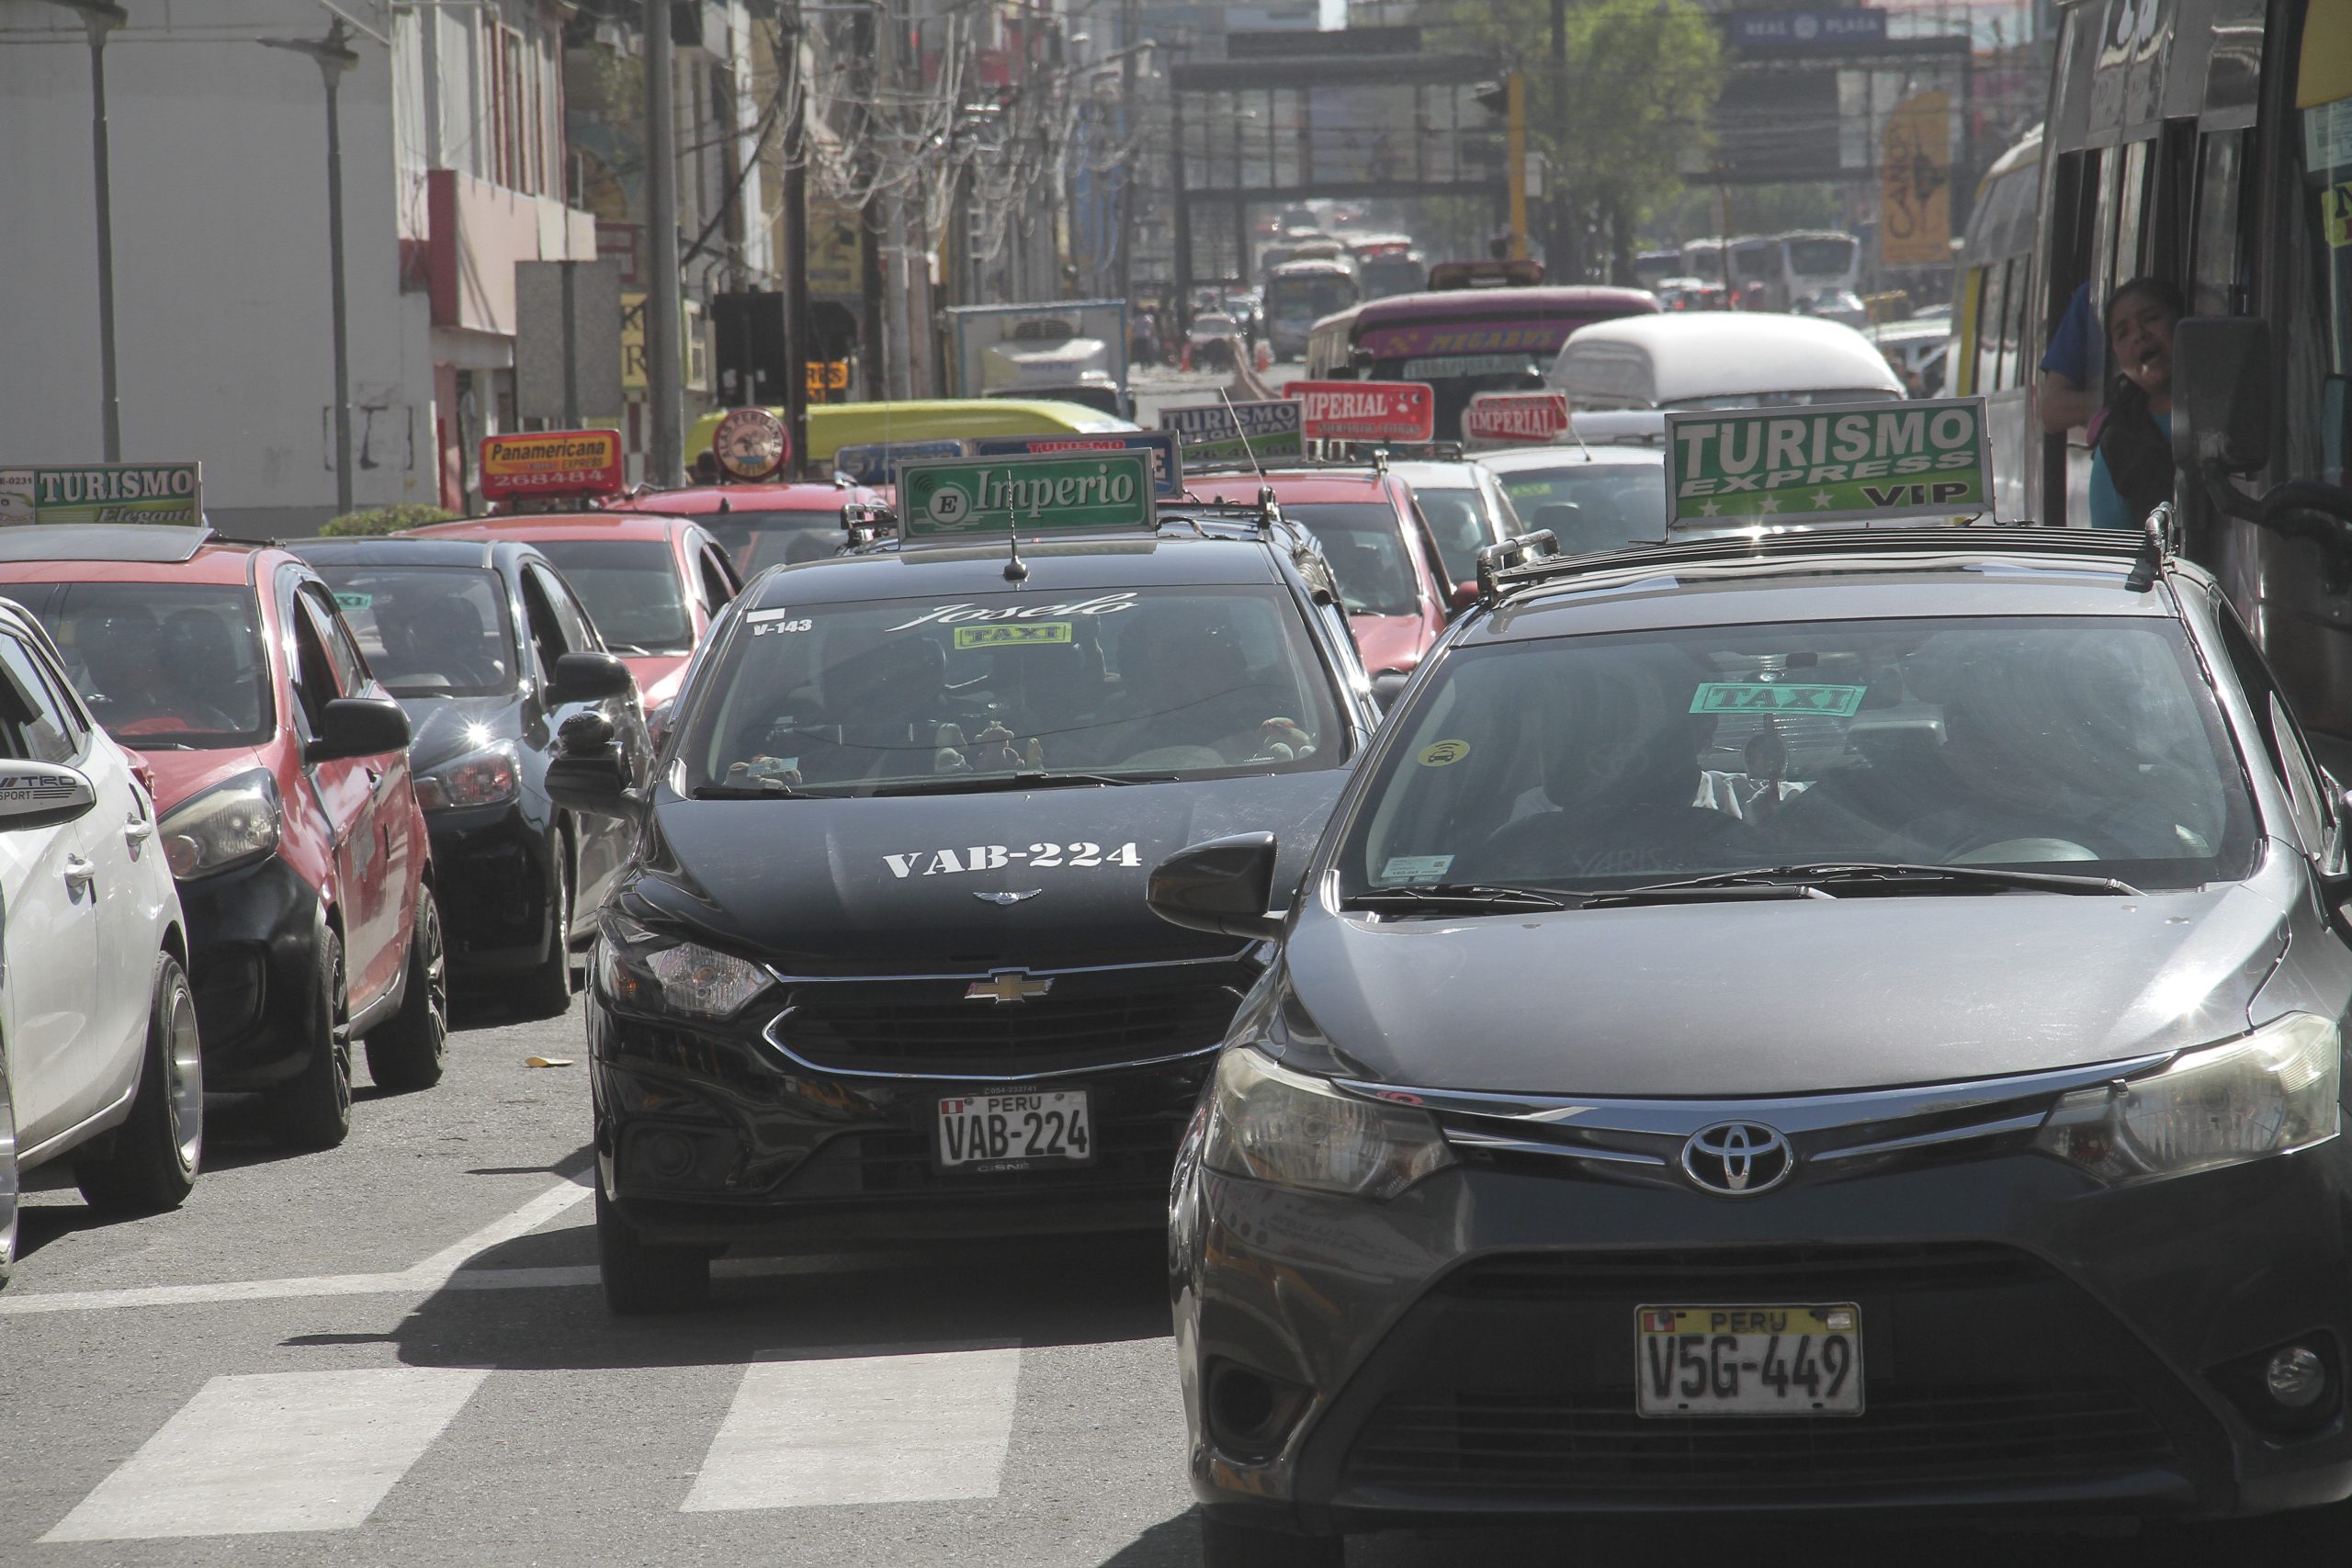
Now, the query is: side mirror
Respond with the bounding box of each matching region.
[558,709,616,758]
[1370,670,1411,713]
[0,761,96,830]
[545,750,638,819]
[2171,316,2271,478]
[547,649,634,705]
[308,696,410,763]
[1147,831,1283,942]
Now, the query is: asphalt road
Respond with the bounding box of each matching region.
[4,990,2343,1567]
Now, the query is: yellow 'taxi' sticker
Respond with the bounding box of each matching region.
[953,622,1073,649]
[1419,739,1471,767]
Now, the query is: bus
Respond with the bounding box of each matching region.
[1947,126,2046,520]
[1725,231,1865,310]
[1634,249,1683,290]
[1263,259,1361,360]
[1348,236,1429,300]
[2023,0,2352,765]
[1302,285,1660,440]
[1679,237,1726,286]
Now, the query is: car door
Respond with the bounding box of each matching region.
[285,581,387,1014]
[304,584,417,1009]
[0,628,111,1143]
[525,562,648,919]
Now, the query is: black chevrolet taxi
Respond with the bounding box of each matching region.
[549,475,1379,1311]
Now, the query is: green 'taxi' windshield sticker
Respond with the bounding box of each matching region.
[333,592,372,612]
[953,622,1073,650]
[1691,682,1867,717]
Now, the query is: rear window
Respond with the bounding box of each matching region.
[1495,464,1669,553]
[530,538,694,656]
[700,509,842,577]
[40,582,272,749]
[1280,502,1421,617]
[306,566,518,697]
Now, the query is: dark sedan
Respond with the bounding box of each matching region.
[289,537,651,1014]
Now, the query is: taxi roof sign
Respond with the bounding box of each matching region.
[1663,397,1992,530]
[712,407,790,480]
[896,450,1157,540]
[479,429,625,502]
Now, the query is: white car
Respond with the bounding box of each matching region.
[0,598,199,1286]
[1474,442,1671,556]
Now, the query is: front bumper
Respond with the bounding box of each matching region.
[175,852,324,1089]
[1175,1140,2352,1531]
[424,803,555,976]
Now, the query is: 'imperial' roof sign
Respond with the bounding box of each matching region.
[896,451,1157,539]
[1663,397,1992,529]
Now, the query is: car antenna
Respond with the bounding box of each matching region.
[1564,398,1595,463]
[1002,516,1030,583]
[1219,387,1267,482]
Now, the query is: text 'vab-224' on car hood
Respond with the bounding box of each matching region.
[628,771,1343,968]
[1281,840,2306,1099]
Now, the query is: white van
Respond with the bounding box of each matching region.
[1546,313,1905,412]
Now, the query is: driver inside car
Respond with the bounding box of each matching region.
[1086,606,1306,766]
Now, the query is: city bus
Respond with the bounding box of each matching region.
[1725,231,1865,310]
[1264,258,1361,360]
[2023,0,2352,765]
[1303,285,1660,440]
[1947,125,2046,520]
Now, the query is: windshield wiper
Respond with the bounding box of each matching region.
[1343,883,1572,915]
[866,770,1179,796]
[1599,862,2143,904]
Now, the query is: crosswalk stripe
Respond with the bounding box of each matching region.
[682,1343,1023,1512]
[40,1368,491,1541]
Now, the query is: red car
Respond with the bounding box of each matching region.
[1184,469,1458,677]
[0,526,442,1149]
[405,513,742,727]
[609,481,886,580]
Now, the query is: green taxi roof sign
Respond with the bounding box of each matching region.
[896,450,1157,540]
[1663,397,1993,530]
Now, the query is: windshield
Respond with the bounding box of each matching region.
[1494,464,1668,553]
[1361,258,1425,299]
[40,582,271,748]
[1409,488,1491,585]
[1268,276,1356,322]
[700,509,841,577]
[679,584,1343,795]
[1789,238,1857,276]
[308,566,518,697]
[1339,616,2258,897]
[531,539,694,655]
[1280,503,1421,616]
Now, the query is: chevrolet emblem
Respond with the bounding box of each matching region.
[965,970,1053,1004]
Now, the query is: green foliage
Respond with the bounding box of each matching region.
[321,504,460,537]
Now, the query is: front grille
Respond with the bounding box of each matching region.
[773,963,1250,1077]
[1345,1382,2177,1498]
[1437,1243,2047,1302]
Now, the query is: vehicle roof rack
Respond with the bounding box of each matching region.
[1181,455,1396,479]
[838,491,1297,549]
[1475,524,2164,609]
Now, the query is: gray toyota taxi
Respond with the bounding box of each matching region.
[1149,520,2352,1562]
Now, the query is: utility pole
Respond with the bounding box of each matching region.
[1548,0,1569,279]
[875,0,911,400]
[51,1,127,461]
[261,17,361,513]
[1114,0,1138,308]
[782,2,812,476]
[645,0,685,485]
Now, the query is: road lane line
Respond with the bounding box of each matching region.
[40,1368,490,1540]
[681,1343,1023,1512]
[401,1169,595,1279]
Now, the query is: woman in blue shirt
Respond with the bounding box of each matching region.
[2088,277,2182,530]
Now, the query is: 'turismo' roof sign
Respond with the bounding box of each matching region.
[1663,397,1992,529]
[0,463,203,525]
[896,450,1158,540]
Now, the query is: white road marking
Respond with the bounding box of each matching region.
[682,1344,1023,1512]
[40,1368,490,1541]
[401,1169,594,1278]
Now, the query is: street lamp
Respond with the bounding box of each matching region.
[46,0,128,461]
[259,18,361,514]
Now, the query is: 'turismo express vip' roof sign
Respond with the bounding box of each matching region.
[1158,399,1305,462]
[0,463,203,526]
[896,450,1157,539]
[1283,380,1436,444]
[1663,398,1992,528]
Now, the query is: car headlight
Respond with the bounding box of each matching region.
[414,741,520,810]
[597,914,770,1020]
[1203,1045,1454,1200]
[2036,1013,2341,1184]
[159,768,281,880]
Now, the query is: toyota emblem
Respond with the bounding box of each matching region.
[1679,1121,1794,1196]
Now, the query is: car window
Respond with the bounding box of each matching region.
[308,565,518,698]
[0,633,83,764]
[527,540,693,656]
[1341,615,2259,895]
[1410,489,1490,587]
[39,581,273,749]
[1494,464,1669,553]
[288,592,343,736]
[535,565,602,654]
[300,588,366,694]
[698,545,740,614]
[2210,596,2327,852]
[700,509,842,575]
[1278,503,1422,616]
[680,585,1345,795]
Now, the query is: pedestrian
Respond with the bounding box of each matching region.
[2086,276,2182,531]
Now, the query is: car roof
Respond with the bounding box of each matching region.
[750,531,1292,610]
[1381,460,1489,487]
[1476,445,1666,472]
[285,536,519,570]
[615,483,874,515]
[1187,471,1400,504]
[0,525,224,566]
[1554,312,1905,400]
[406,513,696,544]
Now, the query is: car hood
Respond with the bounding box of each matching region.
[134,744,276,814]
[1283,849,2302,1097]
[1346,613,1429,678]
[631,770,1347,969]
[395,693,530,776]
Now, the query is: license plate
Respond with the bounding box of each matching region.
[1634,1303,1864,1417]
[933,1089,1094,1173]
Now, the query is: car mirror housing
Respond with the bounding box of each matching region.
[548,650,635,705]
[0,761,97,830]
[1148,831,1283,941]
[558,709,616,758]
[545,749,639,819]
[307,696,411,763]
[1370,670,1411,713]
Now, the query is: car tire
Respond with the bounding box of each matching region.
[1199,1514,1343,1568]
[518,842,573,1021]
[365,889,448,1093]
[77,954,203,1214]
[595,1179,709,1314]
[267,930,351,1151]
[0,1044,17,1290]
